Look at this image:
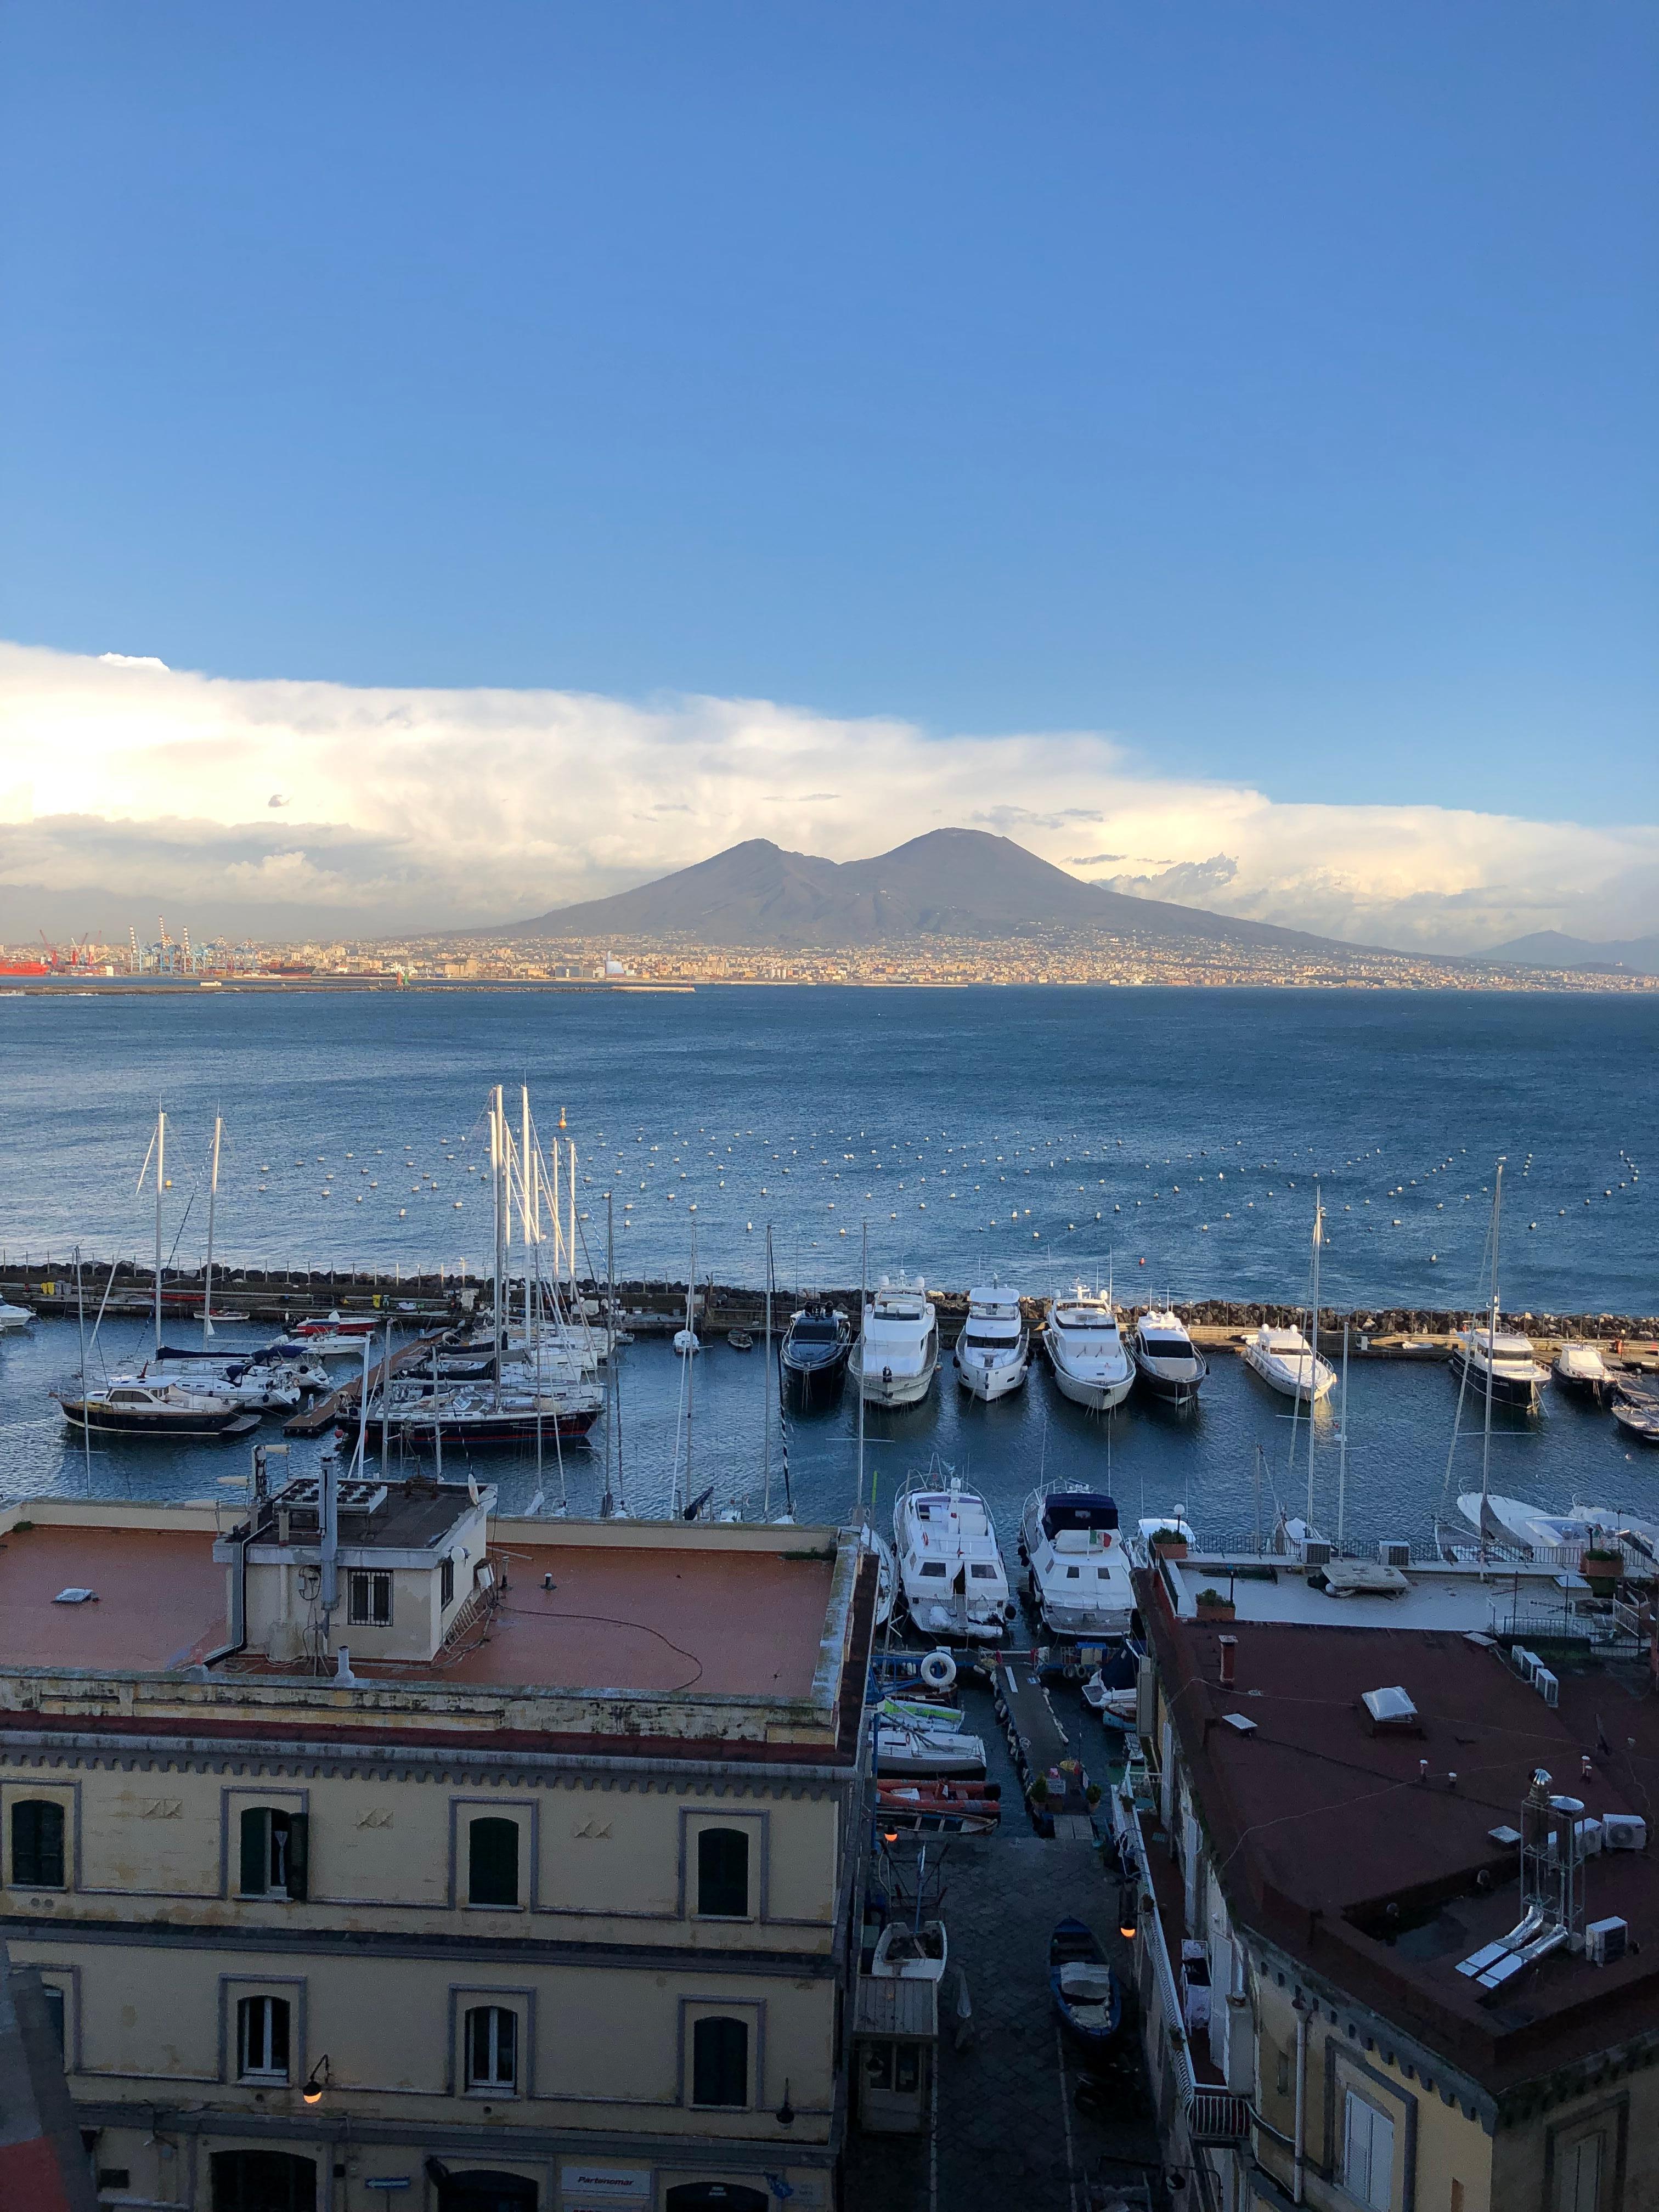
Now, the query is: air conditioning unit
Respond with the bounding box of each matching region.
[1303,1541,1332,1567]
[1602,1814,1648,1852]
[1532,1666,1559,1708]
[1378,1541,1412,1568]
[1510,1646,1539,1684]
[1575,1817,1604,1858]
[1586,1916,1628,1966]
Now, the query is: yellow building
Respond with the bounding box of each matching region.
[0,1479,877,2212]
[1116,1551,1659,2212]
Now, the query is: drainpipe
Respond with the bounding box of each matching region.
[1292,1990,1312,2205]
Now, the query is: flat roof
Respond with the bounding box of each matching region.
[1164,1553,1584,1633]
[1139,1570,1659,2094]
[0,1504,855,1728]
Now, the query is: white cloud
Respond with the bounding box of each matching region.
[0,639,1654,950]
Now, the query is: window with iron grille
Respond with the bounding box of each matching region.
[348,1570,392,1626]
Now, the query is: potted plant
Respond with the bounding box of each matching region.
[1581,1547,1623,1598]
[1029,1773,1049,1804]
[1195,1588,1235,1622]
[1150,1526,1188,1561]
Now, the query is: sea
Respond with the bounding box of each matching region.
[2,985,1655,1549]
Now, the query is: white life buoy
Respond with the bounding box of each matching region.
[919,1649,957,1691]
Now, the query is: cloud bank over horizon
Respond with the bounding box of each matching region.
[1,641,1654,952]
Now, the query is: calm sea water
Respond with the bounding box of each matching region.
[1,988,1655,1545]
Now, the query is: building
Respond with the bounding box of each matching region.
[0,1478,877,2212]
[1115,1542,1658,2212]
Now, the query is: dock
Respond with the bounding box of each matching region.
[283,1335,444,1438]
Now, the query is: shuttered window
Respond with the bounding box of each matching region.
[239,1808,309,1900]
[11,1801,65,1888]
[1342,2092,1395,2211]
[468,1817,520,1907]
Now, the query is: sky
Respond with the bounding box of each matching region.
[1,3,1655,948]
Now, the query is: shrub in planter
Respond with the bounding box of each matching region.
[1195,1588,1235,1620]
[1581,1548,1623,1592]
[1150,1528,1188,1559]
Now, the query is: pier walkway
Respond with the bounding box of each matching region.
[283,1335,443,1437]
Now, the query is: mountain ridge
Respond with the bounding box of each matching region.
[1479,928,1659,977]
[499,828,1369,954]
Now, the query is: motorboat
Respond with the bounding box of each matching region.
[1042,1285,1132,1412]
[1450,1327,1548,1409]
[875,1782,1001,1837]
[1081,1673,1139,1730]
[865,1527,897,1628]
[952,1285,1029,1403]
[1130,1310,1208,1408]
[151,1340,332,1394]
[290,1312,382,1359]
[893,1474,1017,1643]
[1018,1489,1135,1640]
[1453,1493,1622,1556]
[780,1307,853,1412]
[139,1356,300,1412]
[673,1328,701,1356]
[1243,1323,1335,1404]
[1050,1920,1121,2051]
[52,1379,257,1439]
[871,1920,949,1982]
[0,1299,32,1333]
[851,1277,939,1408]
[872,1722,988,1780]
[1610,1388,1659,1448]
[1553,1342,1611,1398]
[1137,1510,1195,1561]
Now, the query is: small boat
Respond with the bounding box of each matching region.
[1553,1341,1611,1397]
[725,1329,754,1351]
[851,1276,939,1408]
[0,1300,33,1333]
[1019,1488,1135,1640]
[1049,1919,1122,2050]
[1450,1326,1548,1409]
[876,1784,1001,1837]
[1243,1323,1335,1403]
[152,1340,332,1394]
[865,1527,897,1628]
[1081,1673,1139,1730]
[53,1380,258,1439]
[1130,1310,1208,1408]
[1610,1389,1659,1447]
[290,1312,381,1358]
[893,1472,1018,1643]
[871,1920,949,1981]
[872,1723,988,1780]
[953,1285,1029,1402]
[1042,1285,1133,1412]
[673,1328,701,1356]
[780,1307,853,1411]
[139,1357,299,1412]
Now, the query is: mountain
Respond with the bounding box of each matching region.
[1481,929,1659,977]
[501,829,1359,952]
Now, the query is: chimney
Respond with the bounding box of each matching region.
[1218,1634,1237,1689]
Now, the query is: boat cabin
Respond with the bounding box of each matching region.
[1037,1491,1119,1545]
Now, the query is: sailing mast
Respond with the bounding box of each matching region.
[763,1224,774,1519]
[857,1222,868,1514]
[1306,1183,1321,1532]
[1480,1161,1504,1519]
[202,1111,222,1345]
[153,1104,166,1353]
[490,1085,505,1410]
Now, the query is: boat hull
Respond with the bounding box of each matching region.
[853,1346,938,1407]
[1243,1346,1334,1402]
[397,1406,601,1445]
[1449,1347,1543,1408]
[781,1346,850,1413]
[1132,1355,1206,1408]
[954,1347,1028,1402]
[55,1400,252,1439]
[1043,1342,1133,1412]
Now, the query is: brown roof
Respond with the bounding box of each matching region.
[1138,1567,1659,2097]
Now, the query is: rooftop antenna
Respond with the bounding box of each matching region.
[319,1442,340,1651]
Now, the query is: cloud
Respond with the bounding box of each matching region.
[0,639,1655,950]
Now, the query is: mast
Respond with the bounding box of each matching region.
[568,1138,577,1307]
[75,1246,92,1492]
[763,1224,774,1519]
[202,1111,222,1344]
[857,1222,868,1512]
[604,1190,616,1517]
[1306,1184,1321,1532]
[153,1103,166,1355]
[523,1087,543,1489]
[491,1086,505,1410]
[1337,1317,1349,1553]
[1481,1161,1503,1510]
[685,1220,696,1502]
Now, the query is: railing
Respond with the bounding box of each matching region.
[1189,2089,1252,2143]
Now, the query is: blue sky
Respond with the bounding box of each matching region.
[1,2,1655,846]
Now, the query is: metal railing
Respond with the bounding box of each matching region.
[1189,2089,1252,2143]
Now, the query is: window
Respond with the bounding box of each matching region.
[1065,1565,1081,1579]
[41,1984,65,2053]
[441,1554,455,1608]
[1342,2090,1395,2211]
[10,1800,65,1888]
[696,1827,750,1918]
[348,1570,392,1627]
[236,1995,291,2082]
[464,2004,517,2091]
[919,1562,947,1579]
[1555,2130,1607,2212]
[467,1816,520,1906]
[239,1808,308,1900]
[969,1564,997,1580]
[691,2015,749,2107]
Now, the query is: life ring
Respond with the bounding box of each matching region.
[919,1650,957,1691]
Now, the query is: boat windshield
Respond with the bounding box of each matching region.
[792,1319,840,1342]
[1043,1493,1119,1536]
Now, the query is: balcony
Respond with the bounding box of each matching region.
[1189,2089,1252,2145]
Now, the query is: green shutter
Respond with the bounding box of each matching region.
[239,1809,266,1897]
[285,1813,309,1901]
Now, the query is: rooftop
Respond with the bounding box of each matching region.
[1161,1550,1597,1633]
[0,1498,869,1760]
[1139,1567,1659,2096]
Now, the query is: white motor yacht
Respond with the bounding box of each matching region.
[139,1356,300,1412]
[1552,1342,1611,1397]
[1449,1326,1548,1409]
[1130,1310,1209,1408]
[290,1312,383,1359]
[1456,1493,1624,1558]
[1018,1488,1135,1640]
[0,1299,33,1333]
[1042,1286,1133,1412]
[851,1276,939,1408]
[893,1474,1017,1642]
[1243,1323,1335,1404]
[953,1285,1029,1402]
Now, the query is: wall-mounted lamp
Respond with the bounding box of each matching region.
[1118,1881,1139,1941]
[302,2055,331,2106]
[775,2078,795,2126]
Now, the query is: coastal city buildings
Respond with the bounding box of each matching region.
[0,1483,877,2212]
[1120,1545,1659,2212]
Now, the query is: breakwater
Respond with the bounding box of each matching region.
[4,1260,1655,1353]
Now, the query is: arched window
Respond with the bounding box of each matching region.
[10,1801,65,1889]
[467,1817,520,1908]
[463,2004,518,2092]
[236,1994,291,2082]
[695,1827,750,1918]
[690,2015,748,2108]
